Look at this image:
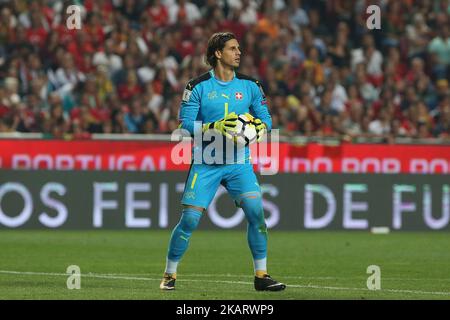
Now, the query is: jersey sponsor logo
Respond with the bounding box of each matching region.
[208,91,218,100]
[221,93,230,99]
[182,89,192,102]
[235,92,243,100]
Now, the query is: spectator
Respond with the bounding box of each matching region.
[369,107,391,136]
[433,108,450,139]
[427,23,450,80]
[92,38,123,77]
[232,0,258,26]
[167,0,201,25]
[406,13,430,60]
[0,0,447,143]
[288,0,309,30]
[124,97,145,133]
[146,0,169,28]
[118,70,142,102]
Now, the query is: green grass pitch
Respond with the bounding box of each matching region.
[0,230,449,300]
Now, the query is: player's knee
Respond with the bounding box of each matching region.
[240,193,264,226]
[180,208,202,233]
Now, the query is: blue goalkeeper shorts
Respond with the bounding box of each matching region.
[181,163,261,209]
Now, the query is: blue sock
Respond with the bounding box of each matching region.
[240,194,267,261]
[167,208,202,262]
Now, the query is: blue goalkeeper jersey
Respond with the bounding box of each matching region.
[178,69,272,164]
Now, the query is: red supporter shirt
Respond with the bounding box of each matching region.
[147,5,169,27]
[118,84,143,101]
[26,27,48,48]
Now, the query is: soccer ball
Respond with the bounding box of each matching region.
[232,114,257,146]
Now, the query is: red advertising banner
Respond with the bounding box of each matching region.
[0,140,449,173]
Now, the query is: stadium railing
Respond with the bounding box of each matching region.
[0,132,449,145]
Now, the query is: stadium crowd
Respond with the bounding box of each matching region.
[0,0,449,141]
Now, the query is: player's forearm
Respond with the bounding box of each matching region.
[255,114,271,132]
[262,117,272,132]
[252,104,272,131]
[179,120,196,135]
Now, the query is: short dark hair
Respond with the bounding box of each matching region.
[205,32,237,68]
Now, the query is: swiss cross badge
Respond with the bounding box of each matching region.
[235,92,243,100]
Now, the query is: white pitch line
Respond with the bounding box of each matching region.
[1,270,449,297]
[145,273,450,282]
[61,272,450,283]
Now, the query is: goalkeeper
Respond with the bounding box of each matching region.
[160,32,285,292]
